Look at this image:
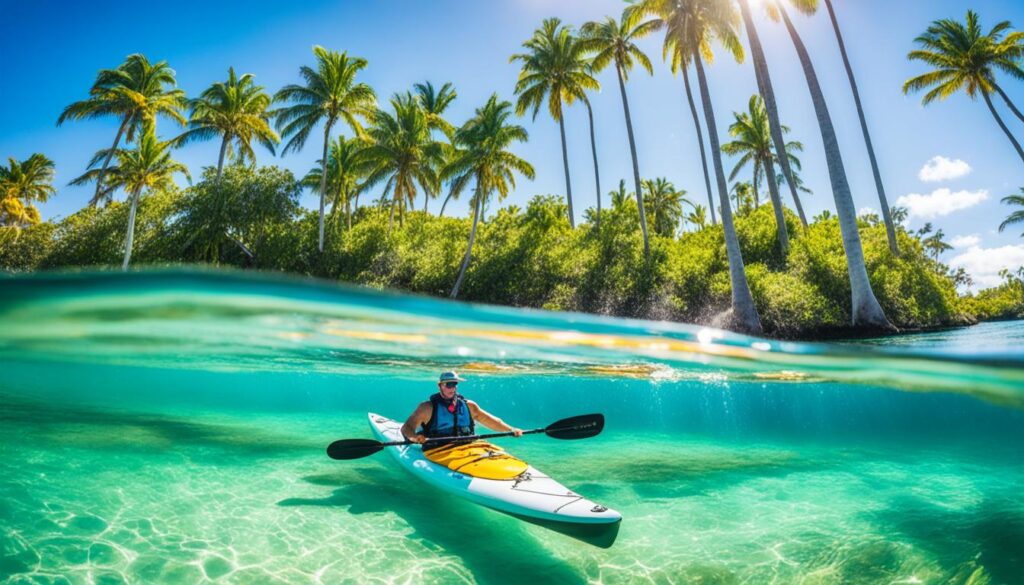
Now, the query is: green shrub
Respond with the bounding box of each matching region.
[963,269,1024,321]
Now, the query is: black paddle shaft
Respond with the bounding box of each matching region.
[326,413,604,460]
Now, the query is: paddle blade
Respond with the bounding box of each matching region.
[326,438,385,460]
[545,414,604,440]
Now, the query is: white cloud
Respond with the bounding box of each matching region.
[950,234,981,248]
[858,206,877,217]
[895,188,988,220]
[949,244,1024,289]
[919,156,972,182]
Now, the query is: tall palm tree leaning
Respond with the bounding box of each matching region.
[733,0,809,228]
[362,92,444,229]
[445,95,535,298]
[580,12,658,255]
[0,154,56,228]
[174,67,279,181]
[274,46,376,252]
[823,0,898,254]
[722,95,804,255]
[773,0,894,330]
[57,54,186,206]
[630,0,763,335]
[904,11,1024,165]
[637,2,716,225]
[511,18,599,229]
[70,130,189,270]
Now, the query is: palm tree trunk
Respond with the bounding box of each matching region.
[439,188,455,218]
[737,0,809,228]
[765,160,789,256]
[682,65,717,225]
[215,135,229,182]
[317,121,334,252]
[617,63,650,257]
[584,99,601,231]
[92,116,130,207]
[227,231,254,259]
[346,189,353,230]
[993,82,1024,126]
[388,188,398,230]
[557,112,575,228]
[451,184,483,299]
[752,163,761,209]
[693,49,763,335]
[779,4,894,331]
[823,0,898,255]
[982,90,1024,164]
[122,188,142,270]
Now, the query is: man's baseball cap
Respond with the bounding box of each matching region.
[438,371,466,383]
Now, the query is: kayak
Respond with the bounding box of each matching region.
[367,412,622,547]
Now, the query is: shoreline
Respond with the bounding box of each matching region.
[0,264,1003,343]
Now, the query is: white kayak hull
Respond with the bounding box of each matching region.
[367,413,621,547]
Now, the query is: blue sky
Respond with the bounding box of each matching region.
[2,0,1023,288]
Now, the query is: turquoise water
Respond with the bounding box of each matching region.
[1,270,1022,584]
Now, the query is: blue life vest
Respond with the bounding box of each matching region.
[421,392,475,447]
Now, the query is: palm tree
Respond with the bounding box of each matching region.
[274,46,376,252]
[999,188,1024,236]
[632,2,717,225]
[70,131,189,269]
[733,0,810,229]
[415,81,458,139]
[822,0,898,255]
[57,54,187,206]
[175,68,279,181]
[773,1,894,330]
[922,229,953,261]
[686,204,708,231]
[630,0,762,334]
[722,95,803,255]
[511,18,599,229]
[444,95,535,298]
[362,92,445,229]
[580,13,658,253]
[642,178,686,238]
[731,181,756,215]
[904,11,1024,165]
[302,135,373,230]
[608,178,634,212]
[0,154,56,228]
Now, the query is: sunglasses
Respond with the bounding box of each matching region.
[442,381,458,389]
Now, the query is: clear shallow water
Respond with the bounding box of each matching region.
[1,269,1022,584]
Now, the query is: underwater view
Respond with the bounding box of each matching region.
[0,269,1021,584]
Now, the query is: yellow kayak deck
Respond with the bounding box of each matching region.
[423,440,528,480]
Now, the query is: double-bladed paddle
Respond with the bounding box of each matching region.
[326,413,604,461]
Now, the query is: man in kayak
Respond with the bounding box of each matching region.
[401,371,523,448]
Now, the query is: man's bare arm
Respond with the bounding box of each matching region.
[400,401,432,443]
